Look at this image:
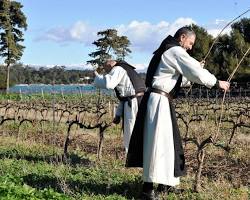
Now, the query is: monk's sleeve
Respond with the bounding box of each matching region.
[171,47,217,88]
[94,66,126,89]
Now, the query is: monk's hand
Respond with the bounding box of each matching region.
[200,60,205,68]
[95,67,103,74]
[113,116,121,124]
[218,80,230,92]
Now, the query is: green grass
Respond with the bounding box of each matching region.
[0,93,115,102]
[0,138,142,199]
[0,136,248,200]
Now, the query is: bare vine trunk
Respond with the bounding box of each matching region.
[97,129,104,160]
[195,150,205,192]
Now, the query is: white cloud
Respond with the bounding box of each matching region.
[35,18,196,52]
[38,27,70,42]
[205,19,231,37]
[34,17,234,49]
[117,17,196,52]
[35,21,97,45]
[207,28,231,37]
[215,19,226,25]
[69,21,96,43]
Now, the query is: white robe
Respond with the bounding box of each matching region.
[143,46,217,186]
[94,66,138,152]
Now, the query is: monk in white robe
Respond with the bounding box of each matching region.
[94,60,145,153]
[126,27,230,200]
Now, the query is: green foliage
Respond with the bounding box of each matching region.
[210,34,231,78]
[228,29,250,78]
[113,35,131,61]
[0,0,27,64]
[87,29,117,67]
[210,18,250,80]
[232,17,250,43]
[188,24,213,61]
[0,175,70,200]
[0,0,27,92]
[188,19,250,80]
[87,29,131,68]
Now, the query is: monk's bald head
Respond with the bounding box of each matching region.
[103,59,117,73]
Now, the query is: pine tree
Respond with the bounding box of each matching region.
[0,0,27,93]
[87,29,131,69]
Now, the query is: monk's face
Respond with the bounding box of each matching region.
[103,61,114,73]
[103,64,111,73]
[179,34,196,51]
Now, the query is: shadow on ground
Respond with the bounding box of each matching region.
[23,173,142,199]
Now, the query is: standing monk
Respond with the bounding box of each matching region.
[126,27,230,200]
[94,60,146,153]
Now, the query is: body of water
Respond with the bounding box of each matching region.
[9,84,98,94]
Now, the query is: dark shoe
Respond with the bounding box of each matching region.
[141,190,158,200]
[156,184,171,193]
[157,184,184,194]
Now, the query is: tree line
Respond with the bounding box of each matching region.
[0,64,94,88]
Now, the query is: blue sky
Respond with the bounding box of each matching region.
[12,0,250,70]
